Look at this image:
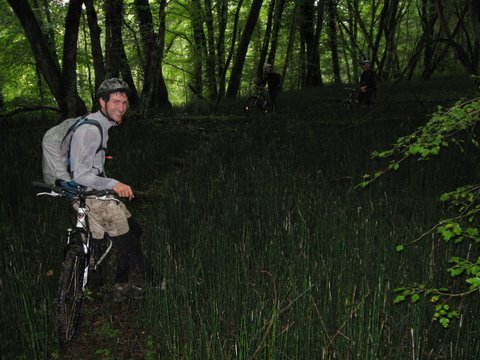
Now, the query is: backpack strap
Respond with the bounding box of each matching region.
[71,117,105,154]
[64,116,106,176]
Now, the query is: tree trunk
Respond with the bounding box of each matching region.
[7,0,86,117]
[257,0,275,80]
[190,0,206,98]
[326,0,340,83]
[435,0,477,74]
[204,0,218,100]
[134,0,171,114]
[84,0,106,94]
[226,0,264,98]
[282,2,298,86]
[268,0,286,65]
[35,0,59,65]
[104,0,138,106]
[216,0,228,99]
[62,0,87,116]
[216,0,243,106]
[299,0,322,87]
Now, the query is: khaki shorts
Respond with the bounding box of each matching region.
[73,198,131,239]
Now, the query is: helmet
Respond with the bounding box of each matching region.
[96,78,130,98]
[362,59,371,65]
[264,63,273,72]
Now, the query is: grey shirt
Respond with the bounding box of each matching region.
[69,110,118,190]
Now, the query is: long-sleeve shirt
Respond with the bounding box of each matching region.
[360,69,377,89]
[69,110,118,190]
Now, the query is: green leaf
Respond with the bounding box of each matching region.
[439,318,450,328]
[395,244,405,252]
[466,277,480,289]
[393,295,406,304]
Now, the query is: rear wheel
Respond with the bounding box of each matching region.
[263,99,274,114]
[244,96,259,115]
[57,239,86,348]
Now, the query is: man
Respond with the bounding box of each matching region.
[68,78,152,302]
[258,63,282,108]
[357,59,377,107]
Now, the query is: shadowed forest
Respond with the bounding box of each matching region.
[1,1,480,359]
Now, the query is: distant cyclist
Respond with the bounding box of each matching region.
[258,63,282,108]
[357,59,377,107]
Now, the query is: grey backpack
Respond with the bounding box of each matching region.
[42,116,103,185]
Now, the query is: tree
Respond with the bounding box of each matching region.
[226,0,264,98]
[105,0,139,106]
[84,0,106,98]
[133,0,171,114]
[298,0,322,88]
[7,0,86,117]
[326,0,340,84]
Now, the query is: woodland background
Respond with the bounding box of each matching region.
[1,0,479,116]
[2,1,480,359]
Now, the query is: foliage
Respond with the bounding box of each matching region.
[2,0,479,110]
[362,94,480,327]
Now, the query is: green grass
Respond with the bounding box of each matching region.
[1,83,480,359]
[139,143,476,359]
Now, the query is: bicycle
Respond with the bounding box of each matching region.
[244,87,274,115]
[341,87,358,111]
[32,181,117,349]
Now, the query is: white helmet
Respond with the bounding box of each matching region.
[96,78,131,98]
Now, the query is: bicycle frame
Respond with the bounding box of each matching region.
[33,181,117,347]
[244,87,274,115]
[35,182,114,289]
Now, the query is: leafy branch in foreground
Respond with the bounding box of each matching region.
[362,96,480,328]
[359,97,480,188]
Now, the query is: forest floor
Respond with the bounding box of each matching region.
[57,78,477,359]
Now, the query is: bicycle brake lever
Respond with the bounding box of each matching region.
[95,195,120,203]
[36,191,62,197]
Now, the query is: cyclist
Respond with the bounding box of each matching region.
[258,63,282,108]
[357,59,377,107]
[68,78,154,302]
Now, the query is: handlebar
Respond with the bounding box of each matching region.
[32,181,116,199]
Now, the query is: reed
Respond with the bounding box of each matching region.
[1,96,479,358]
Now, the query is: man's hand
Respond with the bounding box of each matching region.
[113,182,134,200]
[361,85,367,93]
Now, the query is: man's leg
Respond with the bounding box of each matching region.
[111,218,151,282]
[111,228,147,301]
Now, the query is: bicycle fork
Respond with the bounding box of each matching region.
[64,205,91,290]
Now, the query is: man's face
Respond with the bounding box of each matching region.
[100,92,129,125]
[363,62,371,70]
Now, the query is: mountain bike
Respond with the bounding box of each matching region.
[32,181,117,349]
[341,87,358,111]
[244,87,274,115]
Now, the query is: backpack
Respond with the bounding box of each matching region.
[42,116,104,185]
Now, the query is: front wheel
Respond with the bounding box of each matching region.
[244,96,260,115]
[57,240,86,348]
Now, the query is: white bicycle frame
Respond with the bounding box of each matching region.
[37,190,116,290]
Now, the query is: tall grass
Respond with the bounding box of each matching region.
[1,94,479,359]
[138,116,480,359]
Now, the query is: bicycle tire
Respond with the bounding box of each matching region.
[343,98,352,111]
[263,100,274,114]
[244,96,259,115]
[57,240,86,348]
